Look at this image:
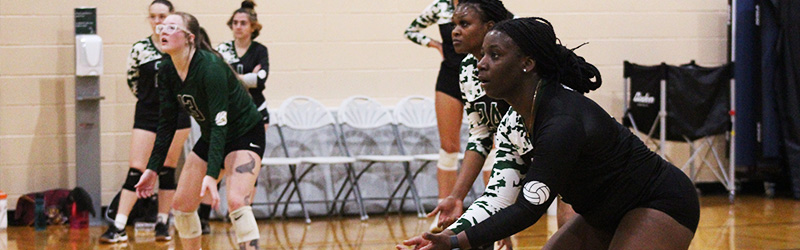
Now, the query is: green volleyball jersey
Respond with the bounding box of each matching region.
[147,49,262,178]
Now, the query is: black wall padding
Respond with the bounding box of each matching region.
[666,63,733,141]
[774,0,800,198]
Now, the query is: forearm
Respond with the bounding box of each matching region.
[450,150,485,200]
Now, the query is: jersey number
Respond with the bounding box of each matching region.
[474,102,502,127]
[178,95,206,121]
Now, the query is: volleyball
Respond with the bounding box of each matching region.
[523,181,550,205]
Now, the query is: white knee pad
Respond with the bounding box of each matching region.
[482,148,498,171]
[229,206,259,243]
[437,149,459,171]
[173,209,202,239]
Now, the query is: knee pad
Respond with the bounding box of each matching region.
[437,149,459,171]
[482,148,498,171]
[229,206,259,243]
[122,168,143,191]
[173,209,202,239]
[158,167,177,190]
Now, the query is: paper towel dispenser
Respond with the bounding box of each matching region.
[75,35,103,76]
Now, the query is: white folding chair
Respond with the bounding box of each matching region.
[335,96,422,217]
[269,96,365,222]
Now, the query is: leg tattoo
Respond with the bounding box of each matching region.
[244,194,251,205]
[235,155,256,175]
[239,239,259,250]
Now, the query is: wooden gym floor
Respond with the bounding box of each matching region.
[1,195,799,249]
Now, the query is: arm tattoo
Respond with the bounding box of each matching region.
[235,155,256,175]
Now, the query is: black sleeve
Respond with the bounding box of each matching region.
[464,115,586,248]
[146,71,178,171]
[256,46,269,89]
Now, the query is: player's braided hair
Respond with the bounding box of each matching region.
[227,0,263,39]
[150,0,174,12]
[494,17,602,93]
[458,0,513,24]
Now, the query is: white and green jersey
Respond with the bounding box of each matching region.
[460,54,511,157]
[404,0,455,46]
[448,108,531,234]
[126,37,163,103]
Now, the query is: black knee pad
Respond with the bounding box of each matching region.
[159,167,177,190]
[122,168,143,191]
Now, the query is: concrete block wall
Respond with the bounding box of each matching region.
[0,0,729,208]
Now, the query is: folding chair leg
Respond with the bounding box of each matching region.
[400,161,431,213]
[402,162,426,218]
[291,178,312,224]
[332,162,375,216]
[345,163,369,220]
[271,167,298,218]
[385,174,408,214]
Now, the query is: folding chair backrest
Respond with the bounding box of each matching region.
[393,95,436,129]
[277,96,337,130]
[276,96,344,157]
[337,96,399,156]
[394,96,439,155]
[337,95,394,129]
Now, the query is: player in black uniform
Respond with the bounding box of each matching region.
[404,1,466,222]
[195,0,270,234]
[100,0,190,244]
[400,17,700,250]
[133,12,265,250]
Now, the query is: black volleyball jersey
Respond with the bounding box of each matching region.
[147,49,262,178]
[126,37,164,106]
[216,41,270,105]
[464,82,673,247]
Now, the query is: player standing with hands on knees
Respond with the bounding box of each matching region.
[100,0,191,244]
[134,11,266,250]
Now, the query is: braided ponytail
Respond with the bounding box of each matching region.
[494,17,602,93]
[458,0,513,23]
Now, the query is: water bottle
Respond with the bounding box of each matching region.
[34,194,46,231]
[0,191,7,229]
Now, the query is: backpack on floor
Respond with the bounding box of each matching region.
[103,191,158,225]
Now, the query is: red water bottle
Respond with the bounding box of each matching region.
[69,202,89,229]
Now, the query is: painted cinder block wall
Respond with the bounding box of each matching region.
[0,0,729,208]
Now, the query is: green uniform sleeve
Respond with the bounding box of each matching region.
[203,63,232,179]
[146,72,178,171]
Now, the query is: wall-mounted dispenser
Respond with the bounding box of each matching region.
[75,35,103,76]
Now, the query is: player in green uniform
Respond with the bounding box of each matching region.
[133,12,265,250]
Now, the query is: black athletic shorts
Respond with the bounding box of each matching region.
[435,61,463,103]
[133,102,192,132]
[192,122,266,164]
[256,101,270,124]
[638,164,700,233]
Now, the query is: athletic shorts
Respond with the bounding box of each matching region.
[133,102,192,132]
[192,122,266,164]
[256,101,270,124]
[638,164,700,233]
[435,61,463,103]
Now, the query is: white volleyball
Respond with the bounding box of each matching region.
[522,181,550,205]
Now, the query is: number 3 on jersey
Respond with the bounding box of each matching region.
[178,94,205,121]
